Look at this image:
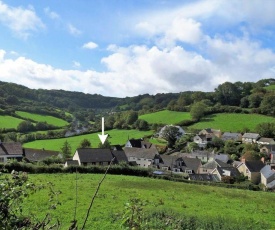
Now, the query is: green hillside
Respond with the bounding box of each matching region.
[0,115,25,129]
[189,113,275,132]
[23,129,153,153]
[139,110,191,124]
[16,111,68,127]
[22,173,274,229]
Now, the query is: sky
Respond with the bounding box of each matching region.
[1,0,275,98]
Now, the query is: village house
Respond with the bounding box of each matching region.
[199,159,231,174]
[199,128,222,138]
[257,137,275,146]
[260,165,275,189]
[23,148,62,163]
[242,133,260,144]
[0,141,23,163]
[237,159,265,184]
[153,154,201,174]
[124,147,159,168]
[221,132,242,142]
[211,166,241,181]
[72,148,128,166]
[125,138,154,149]
[193,134,212,149]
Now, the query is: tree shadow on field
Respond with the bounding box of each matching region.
[200,114,216,122]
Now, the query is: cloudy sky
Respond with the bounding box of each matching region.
[0,0,275,97]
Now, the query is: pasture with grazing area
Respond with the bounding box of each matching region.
[23,129,154,153]
[189,113,275,132]
[139,110,191,124]
[22,173,274,229]
[15,111,69,127]
[0,115,25,129]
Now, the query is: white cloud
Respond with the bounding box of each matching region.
[44,7,59,20]
[0,1,45,39]
[67,23,82,36]
[82,41,98,49]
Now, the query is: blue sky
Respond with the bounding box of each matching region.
[1,0,275,97]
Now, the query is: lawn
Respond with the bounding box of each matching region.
[0,115,25,129]
[22,173,275,229]
[189,113,275,132]
[139,110,191,124]
[15,111,69,127]
[23,129,154,153]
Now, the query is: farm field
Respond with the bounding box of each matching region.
[15,111,69,127]
[139,110,191,124]
[189,113,275,132]
[23,129,154,153]
[23,173,275,229]
[0,115,24,129]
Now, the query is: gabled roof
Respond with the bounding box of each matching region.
[201,159,230,169]
[76,148,114,163]
[182,157,201,173]
[124,147,158,159]
[112,150,128,163]
[242,133,260,139]
[215,154,229,163]
[24,148,60,162]
[0,142,23,156]
[260,165,275,179]
[216,166,241,177]
[243,160,265,172]
[222,132,242,140]
[267,180,275,189]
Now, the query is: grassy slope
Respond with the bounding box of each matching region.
[0,115,25,129]
[139,110,191,124]
[15,111,68,127]
[189,113,275,132]
[23,174,275,229]
[23,129,153,153]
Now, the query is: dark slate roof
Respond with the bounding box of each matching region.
[24,148,60,162]
[111,145,123,151]
[201,159,230,169]
[0,142,23,156]
[182,157,201,173]
[189,174,220,182]
[260,165,275,179]
[245,160,265,172]
[128,139,142,148]
[112,150,128,163]
[216,166,241,177]
[77,148,114,163]
[124,147,159,159]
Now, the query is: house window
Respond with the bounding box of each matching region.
[91,162,96,165]
[203,169,208,172]
[0,157,4,162]
[99,162,103,165]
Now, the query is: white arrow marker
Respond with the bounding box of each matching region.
[98,117,108,144]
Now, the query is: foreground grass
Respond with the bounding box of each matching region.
[23,173,274,229]
[189,113,275,132]
[15,111,69,127]
[23,129,153,153]
[0,115,24,129]
[139,110,191,124]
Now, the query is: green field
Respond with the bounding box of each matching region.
[265,84,275,91]
[0,115,25,129]
[22,173,275,229]
[15,111,69,127]
[189,113,275,132]
[23,129,154,153]
[139,110,191,124]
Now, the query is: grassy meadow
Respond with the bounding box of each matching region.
[15,111,69,127]
[189,113,275,132]
[23,173,275,229]
[0,115,24,129]
[23,129,154,153]
[139,110,191,124]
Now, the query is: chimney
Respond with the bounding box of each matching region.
[241,157,246,163]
